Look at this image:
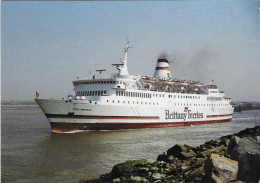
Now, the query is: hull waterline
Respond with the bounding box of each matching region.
[49,118,232,133]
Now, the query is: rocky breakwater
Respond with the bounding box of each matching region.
[80,126,260,183]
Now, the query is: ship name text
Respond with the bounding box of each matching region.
[165,110,203,121]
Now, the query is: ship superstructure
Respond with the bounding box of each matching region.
[36,41,234,133]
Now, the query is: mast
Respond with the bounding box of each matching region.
[119,40,131,76]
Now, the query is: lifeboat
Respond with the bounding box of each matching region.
[141,76,156,83]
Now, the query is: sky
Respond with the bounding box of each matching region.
[2,1,260,102]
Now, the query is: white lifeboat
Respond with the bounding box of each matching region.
[141,76,156,83]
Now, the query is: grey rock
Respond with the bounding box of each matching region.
[112,159,153,177]
[112,178,120,183]
[152,173,165,180]
[130,176,141,182]
[150,166,159,172]
[204,153,238,183]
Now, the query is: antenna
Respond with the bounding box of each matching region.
[96,69,106,74]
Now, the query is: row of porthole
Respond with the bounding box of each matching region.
[107,100,159,105]
[105,100,229,107]
[169,95,201,99]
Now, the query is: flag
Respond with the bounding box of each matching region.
[210,79,214,84]
[36,91,39,99]
[184,107,188,112]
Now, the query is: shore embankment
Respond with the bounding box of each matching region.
[81,126,260,183]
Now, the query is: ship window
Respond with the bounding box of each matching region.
[98,91,101,95]
[156,94,158,97]
[117,81,119,84]
[107,100,109,103]
[113,81,116,84]
[123,101,125,103]
[113,100,114,103]
[104,91,107,94]
[118,100,120,103]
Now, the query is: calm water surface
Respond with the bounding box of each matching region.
[2,105,260,183]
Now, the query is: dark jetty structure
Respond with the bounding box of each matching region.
[80,126,260,183]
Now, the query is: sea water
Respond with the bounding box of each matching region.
[2,105,260,183]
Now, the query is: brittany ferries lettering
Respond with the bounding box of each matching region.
[165,109,203,121]
[35,40,234,133]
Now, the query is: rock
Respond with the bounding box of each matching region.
[198,145,226,158]
[237,152,260,182]
[137,167,149,174]
[226,137,241,158]
[256,136,260,143]
[112,178,120,183]
[111,159,152,177]
[204,153,238,183]
[226,135,260,182]
[149,166,159,172]
[157,154,168,162]
[130,176,141,182]
[153,180,162,183]
[181,164,189,172]
[167,145,188,155]
[187,166,204,182]
[152,173,165,180]
[168,155,175,163]
[167,144,196,160]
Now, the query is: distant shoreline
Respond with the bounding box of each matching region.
[1,104,38,107]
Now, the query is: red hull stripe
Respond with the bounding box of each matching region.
[46,114,159,120]
[206,114,232,118]
[156,67,170,71]
[49,118,232,133]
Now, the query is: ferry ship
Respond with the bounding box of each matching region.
[36,41,234,133]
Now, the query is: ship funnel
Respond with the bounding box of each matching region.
[153,59,172,80]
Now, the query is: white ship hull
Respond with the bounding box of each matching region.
[36,97,233,133]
